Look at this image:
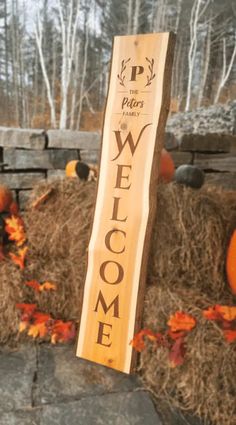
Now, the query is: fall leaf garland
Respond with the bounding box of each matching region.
[16,303,75,343]
[131,312,196,368]
[1,199,76,345]
[131,307,236,368]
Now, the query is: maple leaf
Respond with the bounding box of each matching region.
[130,329,159,352]
[31,188,53,209]
[25,280,41,292]
[19,321,28,333]
[25,280,57,293]
[9,247,28,269]
[167,312,196,332]
[16,303,37,321]
[202,306,222,321]
[51,320,76,344]
[32,311,52,324]
[39,281,57,292]
[28,322,48,339]
[203,305,236,322]
[169,336,186,368]
[5,215,26,246]
[223,330,236,343]
[215,306,236,322]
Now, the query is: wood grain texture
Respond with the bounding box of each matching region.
[76,33,175,373]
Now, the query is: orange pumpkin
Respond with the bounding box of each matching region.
[65,160,79,178]
[0,185,13,213]
[159,148,175,183]
[226,230,236,295]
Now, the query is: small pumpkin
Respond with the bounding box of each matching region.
[174,165,205,189]
[65,160,97,181]
[65,160,79,178]
[159,148,175,183]
[0,185,13,213]
[226,230,236,295]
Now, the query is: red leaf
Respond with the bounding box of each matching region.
[130,329,158,352]
[51,320,76,344]
[16,303,37,321]
[32,311,52,325]
[169,336,186,368]
[25,280,41,292]
[223,330,236,343]
[9,247,28,269]
[203,305,236,322]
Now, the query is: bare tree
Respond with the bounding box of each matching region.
[57,0,80,129]
[214,33,236,104]
[35,11,57,128]
[185,0,210,111]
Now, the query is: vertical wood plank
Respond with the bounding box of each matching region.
[76,33,175,373]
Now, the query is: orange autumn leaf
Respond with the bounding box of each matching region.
[25,280,57,293]
[215,306,236,322]
[39,281,57,292]
[5,215,26,246]
[31,188,53,209]
[169,336,186,368]
[25,280,41,292]
[32,311,52,324]
[203,305,236,322]
[19,321,28,333]
[223,330,236,343]
[9,247,28,269]
[28,322,48,339]
[167,312,196,332]
[16,303,37,321]
[130,329,159,352]
[202,306,222,321]
[51,320,76,344]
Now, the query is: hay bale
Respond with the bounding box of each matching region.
[23,178,96,321]
[141,285,236,425]
[0,261,23,344]
[148,184,236,298]
[0,177,236,424]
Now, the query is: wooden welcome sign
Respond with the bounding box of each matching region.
[76,33,175,373]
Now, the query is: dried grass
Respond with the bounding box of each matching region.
[0,178,236,424]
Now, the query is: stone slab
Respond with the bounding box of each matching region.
[40,391,161,425]
[0,410,40,425]
[18,190,33,209]
[0,173,45,189]
[80,149,100,164]
[205,172,236,190]
[164,132,179,150]
[0,127,46,150]
[47,170,65,180]
[171,151,193,167]
[37,344,139,405]
[4,149,78,170]
[194,153,236,172]
[179,133,232,153]
[0,344,36,413]
[48,130,100,150]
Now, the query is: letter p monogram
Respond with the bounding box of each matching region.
[130,66,144,81]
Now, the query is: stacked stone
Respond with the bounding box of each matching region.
[0,128,100,209]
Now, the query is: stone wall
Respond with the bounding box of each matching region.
[1,120,236,210]
[0,127,100,209]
